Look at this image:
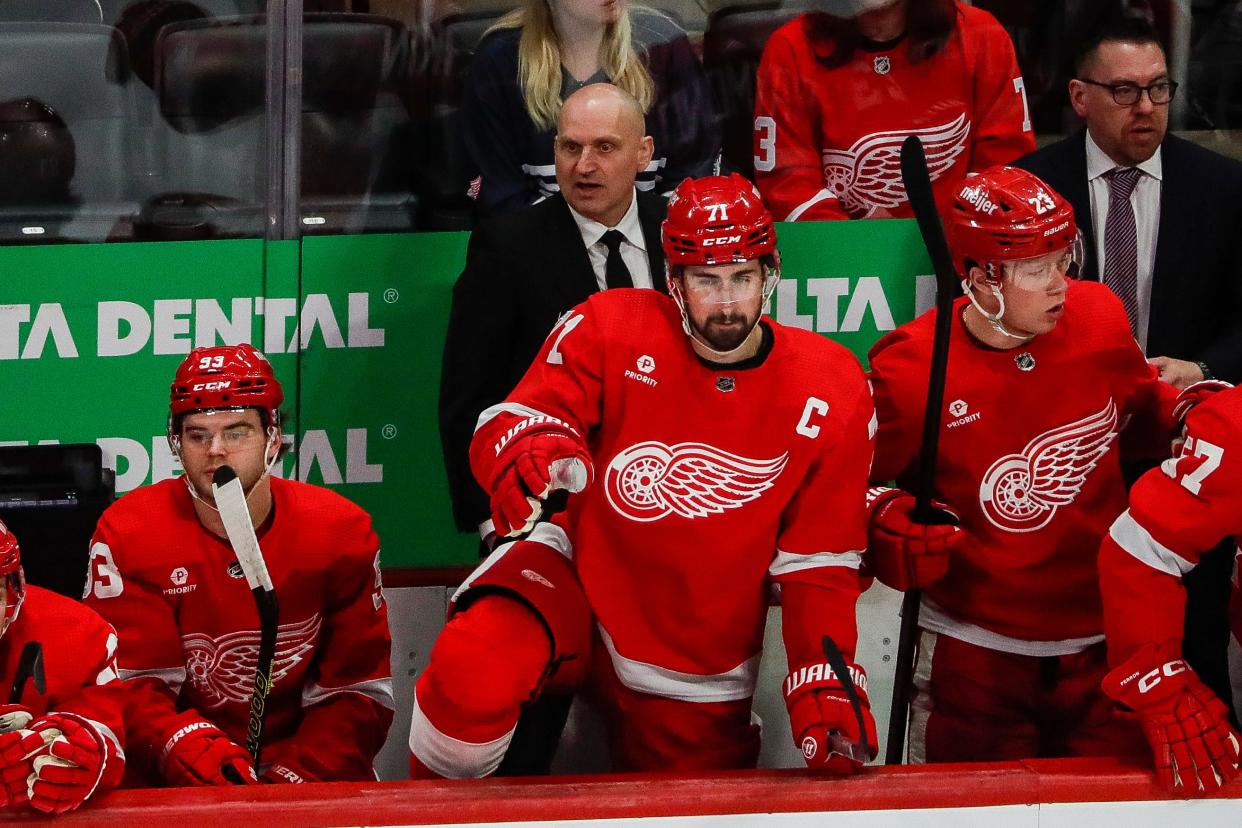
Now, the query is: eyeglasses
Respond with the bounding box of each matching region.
[1078,78,1178,106]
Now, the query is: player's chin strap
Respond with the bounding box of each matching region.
[170,426,285,514]
[962,275,1033,343]
[668,266,780,360]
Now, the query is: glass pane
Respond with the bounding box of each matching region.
[0,1,269,244]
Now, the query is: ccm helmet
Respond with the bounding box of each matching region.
[662,173,776,269]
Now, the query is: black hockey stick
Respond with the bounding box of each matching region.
[9,641,45,703]
[212,465,279,773]
[884,135,959,765]
[821,636,872,764]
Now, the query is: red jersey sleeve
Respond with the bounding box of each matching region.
[773,354,875,667]
[1100,391,1242,663]
[960,7,1035,170]
[471,302,607,489]
[866,325,927,484]
[264,515,393,782]
[753,23,850,223]
[83,519,199,779]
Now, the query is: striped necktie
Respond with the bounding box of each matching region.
[1102,167,1143,334]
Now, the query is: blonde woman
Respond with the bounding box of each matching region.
[464,0,717,214]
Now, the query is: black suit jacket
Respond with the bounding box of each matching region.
[439,191,669,532]
[1015,130,1242,382]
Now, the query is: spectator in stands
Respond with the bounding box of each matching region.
[753,0,1034,221]
[1015,12,1242,725]
[440,83,668,550]
[463,0,718,214]
[85,344,394,786]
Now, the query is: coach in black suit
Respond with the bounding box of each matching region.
[1015,17,1242,387]
[1017,16,1242,715]
[440,84,669,540]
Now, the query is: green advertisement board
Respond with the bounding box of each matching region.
[1,221,929,568]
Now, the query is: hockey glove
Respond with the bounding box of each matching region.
[0,705,33,735]
[1103,642,1241,796]
[486,416,593,537]
[866,487,962,592]
[783,659,877,774]
[25,713,118,814]
[161,720,256,787]
[1171,380,1233,427]
[0,726,44,808]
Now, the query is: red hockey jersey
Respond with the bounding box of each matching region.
[470,289,875,698]
[1099,385,1242,665]
[85,476,393,783]
[869,282,1177,649]
[754,4,1034,221]
[1,585,125,783]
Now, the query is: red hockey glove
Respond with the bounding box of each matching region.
[866,488,962,591]
[485,416,593,537]
[783,659,877,774]
[25,713,117,814]
[160,720,256,787]
[1171,380,1233,427]
[1103,642,1241,796]
[0,726,45,808]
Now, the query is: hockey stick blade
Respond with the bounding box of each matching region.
[211,465,279,767]
[212,466,274,593]
[9,641,42,703]
[885,136,959,766]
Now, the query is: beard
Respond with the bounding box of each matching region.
[695,307,759,353]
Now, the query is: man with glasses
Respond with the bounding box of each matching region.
[867,166,1180,763]
[84,344,394,786]
[1016,15,1242,388]
[412,175,878,776]
[1017,11,1242,727]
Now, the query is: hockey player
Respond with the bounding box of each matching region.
[867,166,1179,762]
[0,519,125,814]
[411,174,877,776]
[85,344,393,786]
[753,0,1034,221]
[1097,382,1242,795]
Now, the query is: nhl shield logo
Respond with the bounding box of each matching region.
[873,55,891,75]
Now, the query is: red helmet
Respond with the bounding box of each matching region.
[662,173,776,267]
[170,343,283,426]
[947,166,1078,281]
[0,518,26,638]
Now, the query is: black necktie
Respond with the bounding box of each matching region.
[600,229,633,289]
[1102,166,1142,335]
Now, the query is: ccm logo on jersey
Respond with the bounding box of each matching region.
[191,381,233,392]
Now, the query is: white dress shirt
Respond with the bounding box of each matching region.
[1085,131,1162,351]
[567,191,654,291]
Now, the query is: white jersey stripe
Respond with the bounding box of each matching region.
[302,677,395,711]
[475,402,552,432]
[768,547,863,578]
[598,625,759,703]
[408,692,514,779]
[1109,509,1195,577]
[919,597,1103,657]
